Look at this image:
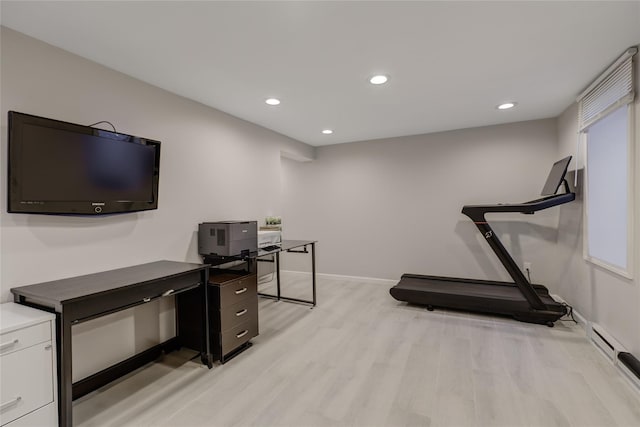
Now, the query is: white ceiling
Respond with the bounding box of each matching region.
[2,1,639,147]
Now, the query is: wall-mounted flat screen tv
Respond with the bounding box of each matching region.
[8,111,161,215]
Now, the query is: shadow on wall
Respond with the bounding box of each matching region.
[10,212,140,247]
[187,230,201,263]
[455,219,559,281]
[566,169,584,200]
[556,200,583,272]
[451,169,583,284]
[554,168,585,294]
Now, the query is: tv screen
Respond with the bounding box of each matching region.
[8,111,160,215]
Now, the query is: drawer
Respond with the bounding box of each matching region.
[0,322,51,356]
[220,319,258,356]
[218,274,257,307]
[72,270,203,322]
[0,341,54,425]
[219,298,258,332]
[3,402,56,427]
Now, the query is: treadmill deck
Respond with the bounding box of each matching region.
[390,274,566,325]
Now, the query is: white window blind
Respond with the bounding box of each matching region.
[578,47,637,131]
[578,45,636,276]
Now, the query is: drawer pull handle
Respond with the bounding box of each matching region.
[236,330,249,339]
[235,309,248,317]
[143,297,152,303]
[0,396,21,411]
[0,339,18,351]
[235,287,248,295]
[162,289,175,297]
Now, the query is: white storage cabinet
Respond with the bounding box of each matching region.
[0,303,57,426]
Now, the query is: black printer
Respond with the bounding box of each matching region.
[198,221,257,257]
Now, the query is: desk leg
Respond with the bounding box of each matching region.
[202,270,213,368]
[276,251,282,301]
[57,313,73,427]
[311,243,317,307]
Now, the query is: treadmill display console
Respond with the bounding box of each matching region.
[540,156,572,196]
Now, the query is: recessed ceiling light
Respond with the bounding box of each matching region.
[497,102,517,110]
[369,75,388,85]
[265,98,281,106]
[322,129,333,135]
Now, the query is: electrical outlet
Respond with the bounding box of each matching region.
[523,262,532,271]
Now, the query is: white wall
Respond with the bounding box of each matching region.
[555,54,640,355]
[281,119,564,289]
[0,27,314,379]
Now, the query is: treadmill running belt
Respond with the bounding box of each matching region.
[391,274,567,325]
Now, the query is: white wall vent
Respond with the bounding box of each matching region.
[590,323,621,362]
[588,324,640,396]
[618,353,640,391]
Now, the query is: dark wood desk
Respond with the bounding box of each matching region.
[11,260,211,427]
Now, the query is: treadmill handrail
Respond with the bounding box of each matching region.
[459,188,575,311]
[461,192,575,222]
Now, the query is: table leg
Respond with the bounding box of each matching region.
[202,270,213,368]
[311,242,317,307]
[57,313,73,427]
[276,251,281,300]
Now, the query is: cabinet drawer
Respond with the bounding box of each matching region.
[218,275,257,307]
[3,402,55,427]
[74,270,203,321]
[0,322,51,356]
[219,298,258,332]
[220,319,258,356]
[0,341,54,425]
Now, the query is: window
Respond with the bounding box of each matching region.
[584,105,632,273]
[578,47,636,277]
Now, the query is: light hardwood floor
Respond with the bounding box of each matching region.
[74,273,640,426]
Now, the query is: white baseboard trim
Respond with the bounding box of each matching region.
[533,293,639,396]
[548,295,628,364]
[591,323,621,362]
[278,270,312,277]
[280,270,396,285]
[549,293,588,331]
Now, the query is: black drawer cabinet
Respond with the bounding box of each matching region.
[209,272,258,363]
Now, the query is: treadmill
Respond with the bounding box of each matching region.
[390,156,575,326]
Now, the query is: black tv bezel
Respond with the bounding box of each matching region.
[7,111,161,215]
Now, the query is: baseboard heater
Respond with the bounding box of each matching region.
[618,352,640,390]
[590,324,617,362]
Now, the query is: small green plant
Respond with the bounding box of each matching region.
[265,216,282,225]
